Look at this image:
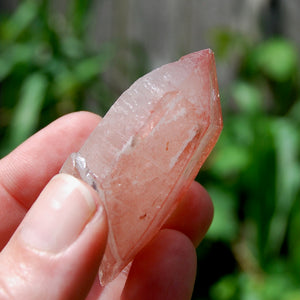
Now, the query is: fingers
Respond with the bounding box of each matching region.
[163,181,214,247]
[0,111,101,208]
[0,109,213,299]
[0,112,101,249]
[121,229,197,300]
[86,181,212,299]
[0,174,107,300]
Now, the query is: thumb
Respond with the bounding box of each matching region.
[0,174,107,300]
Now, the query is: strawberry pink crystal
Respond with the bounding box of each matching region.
[60,49,223,284]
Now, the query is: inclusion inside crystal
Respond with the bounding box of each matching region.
[60,49,223,285]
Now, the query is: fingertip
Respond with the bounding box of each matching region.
[189,181,214,228]
[56,111,102,138]
[164,181,214,247]
[0,111,102,211]
[122,229,197,300]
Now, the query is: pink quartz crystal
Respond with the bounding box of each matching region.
[60,49,223,284]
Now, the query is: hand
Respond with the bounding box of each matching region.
[0,112,213,300]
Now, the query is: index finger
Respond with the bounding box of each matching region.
[0,111,101,248]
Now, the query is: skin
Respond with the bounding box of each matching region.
[0,112,213,300]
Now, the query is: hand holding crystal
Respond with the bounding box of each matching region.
[0,112,213,300]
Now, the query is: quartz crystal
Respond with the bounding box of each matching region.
[60,49,223,284]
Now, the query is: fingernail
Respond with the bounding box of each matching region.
[21,174,98,253]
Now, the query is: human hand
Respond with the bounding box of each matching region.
[0,112,213,300]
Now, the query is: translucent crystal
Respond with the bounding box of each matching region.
[60,49,223,284]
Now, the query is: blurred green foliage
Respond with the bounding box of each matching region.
[0,2,300,300]
[193,31,300,299]
[0,0,115,156]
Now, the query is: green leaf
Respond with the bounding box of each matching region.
[268,118,300,255]
[283,291,300,300]
[0,43,36,80]
[232,81,263,114]
[53,45,114,97]
[69,0,94,37]
[211,29,246,59]
[61,36,84,59]
[206,186,238,242]
[254,39,298,82]
[288,99,300,124]
[74,55,108,83]
[248,123,278,259]
[288,199,300,280]
[1,1,39,42]
[0,58,12,80]
[210,124,251,177]
[210,275,238,300]
[6,73,48,150]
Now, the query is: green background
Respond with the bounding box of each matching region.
[0,1,299,299]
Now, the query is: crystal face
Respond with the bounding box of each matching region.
[60,49,223,284]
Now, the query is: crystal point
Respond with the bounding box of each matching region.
[60,49,223,284]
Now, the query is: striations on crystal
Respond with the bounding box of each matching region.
[60,49,223,285]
